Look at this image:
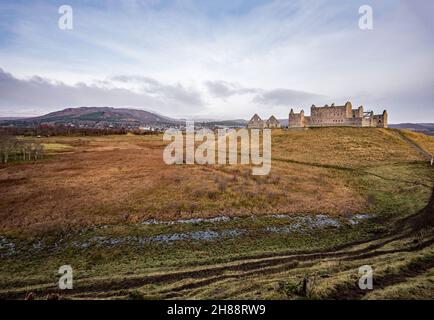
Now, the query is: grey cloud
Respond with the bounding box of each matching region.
[110,75,203,107]
[252,88,325,106]
[205,80,258,99]
[110,75,160,86]
[0,69,204,116]
[205,80,325,107]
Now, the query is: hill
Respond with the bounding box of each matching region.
[389,123,434,136]
[389,123,434,131]
[0,107,250,129]
[0,107,179,128]
[199,119,247,127]
[0,117,27,121]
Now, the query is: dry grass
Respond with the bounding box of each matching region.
[0,128,432,236]
[272,128,425,168]
[400,129,434,156]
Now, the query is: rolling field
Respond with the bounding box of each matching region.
[0,128,433,299]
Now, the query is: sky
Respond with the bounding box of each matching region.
[0,0,433,123]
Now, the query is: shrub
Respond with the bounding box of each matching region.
[215,176,228,192]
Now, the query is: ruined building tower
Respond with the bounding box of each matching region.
[288,102,388,128]
[288,109,305,128]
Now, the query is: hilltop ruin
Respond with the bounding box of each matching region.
[289,102,388,128]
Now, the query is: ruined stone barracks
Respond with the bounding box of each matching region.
[247,114,281,129]
[288,102,388,128]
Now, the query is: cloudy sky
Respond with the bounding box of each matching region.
[0,0,433,122]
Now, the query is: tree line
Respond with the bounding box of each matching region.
[0,136,44,163]
[0,125,128,137]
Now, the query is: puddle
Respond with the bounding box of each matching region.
[1,213,371,256]
[304,214,341,228]
[270,213,371,228]
[264,226,292,234]
[141,216,231,225]
[348,214,370,225]
[0,236,16,257]
[270,214,290,219]
[69,229,246,248]
[263,215,340,234]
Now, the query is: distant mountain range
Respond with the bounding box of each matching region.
[195,119,247,127]
[278,119,289,127]
[0,107,179,128]
[0,117,27,121]
[388,123,434,131]
[0,107,253,129]
[388,123,434,136]
[0,107,251,129]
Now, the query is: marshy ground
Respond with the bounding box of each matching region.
[0,128,433,299]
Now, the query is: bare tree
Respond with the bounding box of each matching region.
[0,135,44,163]
[0,135,16,163]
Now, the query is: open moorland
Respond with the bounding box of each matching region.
[0,128,433,299]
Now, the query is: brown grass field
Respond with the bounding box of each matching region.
[0,127,433,299]
[0,128,428,236]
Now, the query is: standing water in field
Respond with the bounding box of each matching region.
[0,213,370,255]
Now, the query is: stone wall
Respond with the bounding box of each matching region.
[372,111,388,128]
[247,114,266,129]
[288,102,388,128]
[248,114,281,129]
[288,109,305,128]
[266,116,280,128]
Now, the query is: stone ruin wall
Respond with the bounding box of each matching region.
[247,115,266,129]
[288,111,305,128]
[372,113,387,127]
[308,105,352,127]
[288,102,388,128]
